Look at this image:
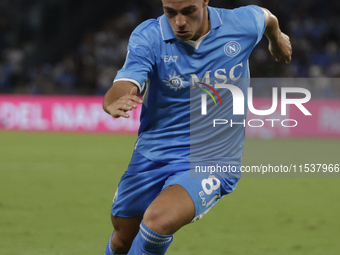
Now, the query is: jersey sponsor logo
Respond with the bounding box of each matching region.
[224,41,241,57]
[189,62,244,89]
[163,62,244,93]
[163,71,188,91]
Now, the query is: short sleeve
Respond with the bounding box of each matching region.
[114,23,156,92]
[245,5,266,45]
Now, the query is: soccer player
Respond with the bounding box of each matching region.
[103,0,292,254]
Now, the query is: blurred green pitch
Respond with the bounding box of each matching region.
[0,132,339,255]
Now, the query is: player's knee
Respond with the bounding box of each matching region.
[111,215,139,252]
[143,208,175,235]
[111,232,133,253]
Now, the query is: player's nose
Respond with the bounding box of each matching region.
[175,14,186,28]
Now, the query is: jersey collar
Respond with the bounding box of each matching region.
[159,6,223,42]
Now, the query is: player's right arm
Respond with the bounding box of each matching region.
[103,21,156,118]
[103,81,143,118]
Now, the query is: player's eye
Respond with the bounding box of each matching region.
[182,7,196,15]
[164,9,177,16]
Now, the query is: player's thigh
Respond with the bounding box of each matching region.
[111,150,170,217]
[160,169,240,223]
[143,184,195,235]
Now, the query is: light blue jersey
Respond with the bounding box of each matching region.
[114,5,266,165]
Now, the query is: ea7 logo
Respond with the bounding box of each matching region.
[164,55,178,62]
[201,85,312,116]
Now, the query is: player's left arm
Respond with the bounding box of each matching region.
[261,7,292,64]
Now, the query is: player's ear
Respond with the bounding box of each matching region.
[202,0,209,7]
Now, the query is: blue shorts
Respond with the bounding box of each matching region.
[111,150,240,221]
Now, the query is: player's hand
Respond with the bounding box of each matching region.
[268,31,292,64]
[106,87,142,118]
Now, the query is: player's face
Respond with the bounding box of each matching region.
[162,0,210,41]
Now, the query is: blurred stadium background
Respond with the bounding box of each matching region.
[0,0,339,254]
[0,0,339,95]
